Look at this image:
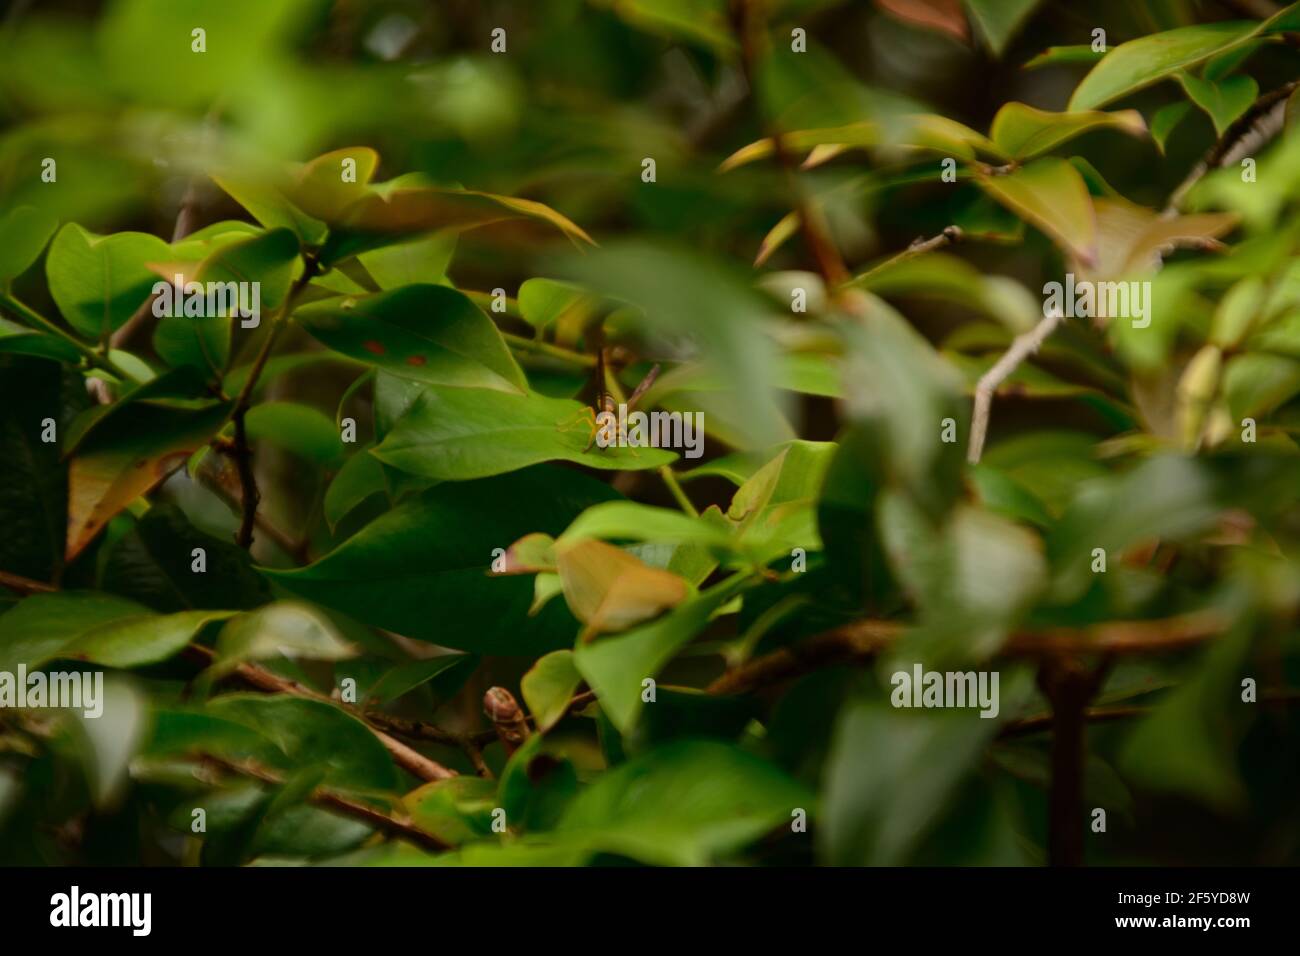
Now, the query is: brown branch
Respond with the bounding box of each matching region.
[0,569,57,595]
[1000,704,1146,738]
[196,752,450,853]
[1166,78,1300,215]
[227,253,321,551]
[365,711,496,779]
[184,644,457,783]
[231,407,260,549]
[1038,657,1110,867]
[197,461,307,561]
[706,611,1228,696]
[731,0,850,290]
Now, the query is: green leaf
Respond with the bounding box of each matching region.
[561,242,791,448]
[0,205,59,282]
[324,449,389,530]
[521,650,583,733]
[976,158,1098,266]
[1069,19,1275,111]
[517,278,598,332]
[213,602,356,672]
[963,0,1041,57]
[0,319,82,363]
[372,384,675,481]
[1022,45,1105,70]
[574,576,746,732]
[206,694,398,793]
[988,103,1146,159]
[559,501,737,551]
[1047,455,1220,602]
[153,228,300,375]
[0,591,229,671]
[1120,622,1251,811]
[100,504,272,612]
[66,400,231,561]
[822,700,1000,865]
[245,401,344,466]
[1177,71,1258,137]
[1150,101,1192,154]
[296,285,526,394]
[46,224,171,340]
[358,233,457,290]
[556,740,810,866]
[263,466,621,654]
[213,173,329,246]
[404,775,497,846]
[606,0,735,53]
[365,654,476,705]
[1223,353,1300,419]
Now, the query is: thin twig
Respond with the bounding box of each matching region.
[197,460,308,561]
[227,254,321,550]
[184,644,457,783]
[967,308,1064,463]
[1165,78,1300,216]
[705,611,1227,696]
[0,569,56,595]
[0,292,138,382]
[852,225,964,285]
[196,752,450,853]
[365,711,496,779]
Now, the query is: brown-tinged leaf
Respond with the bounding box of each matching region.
[554,539,689,641]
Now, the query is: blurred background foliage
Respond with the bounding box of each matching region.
[1,0,1299,867]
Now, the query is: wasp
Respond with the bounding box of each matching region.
[560,346,660,453]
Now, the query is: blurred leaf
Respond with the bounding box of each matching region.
[366,654,476,705]
[556,740,810,866]
[214,602,356,672]
[404,776,496,846]
[561,242,789,448]
[1022,45,1105,70]
[963,0,1040,56]
[822,700,999,865]
[0,591,227,670]
[0,205,59,283]
[206,694,398,793]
